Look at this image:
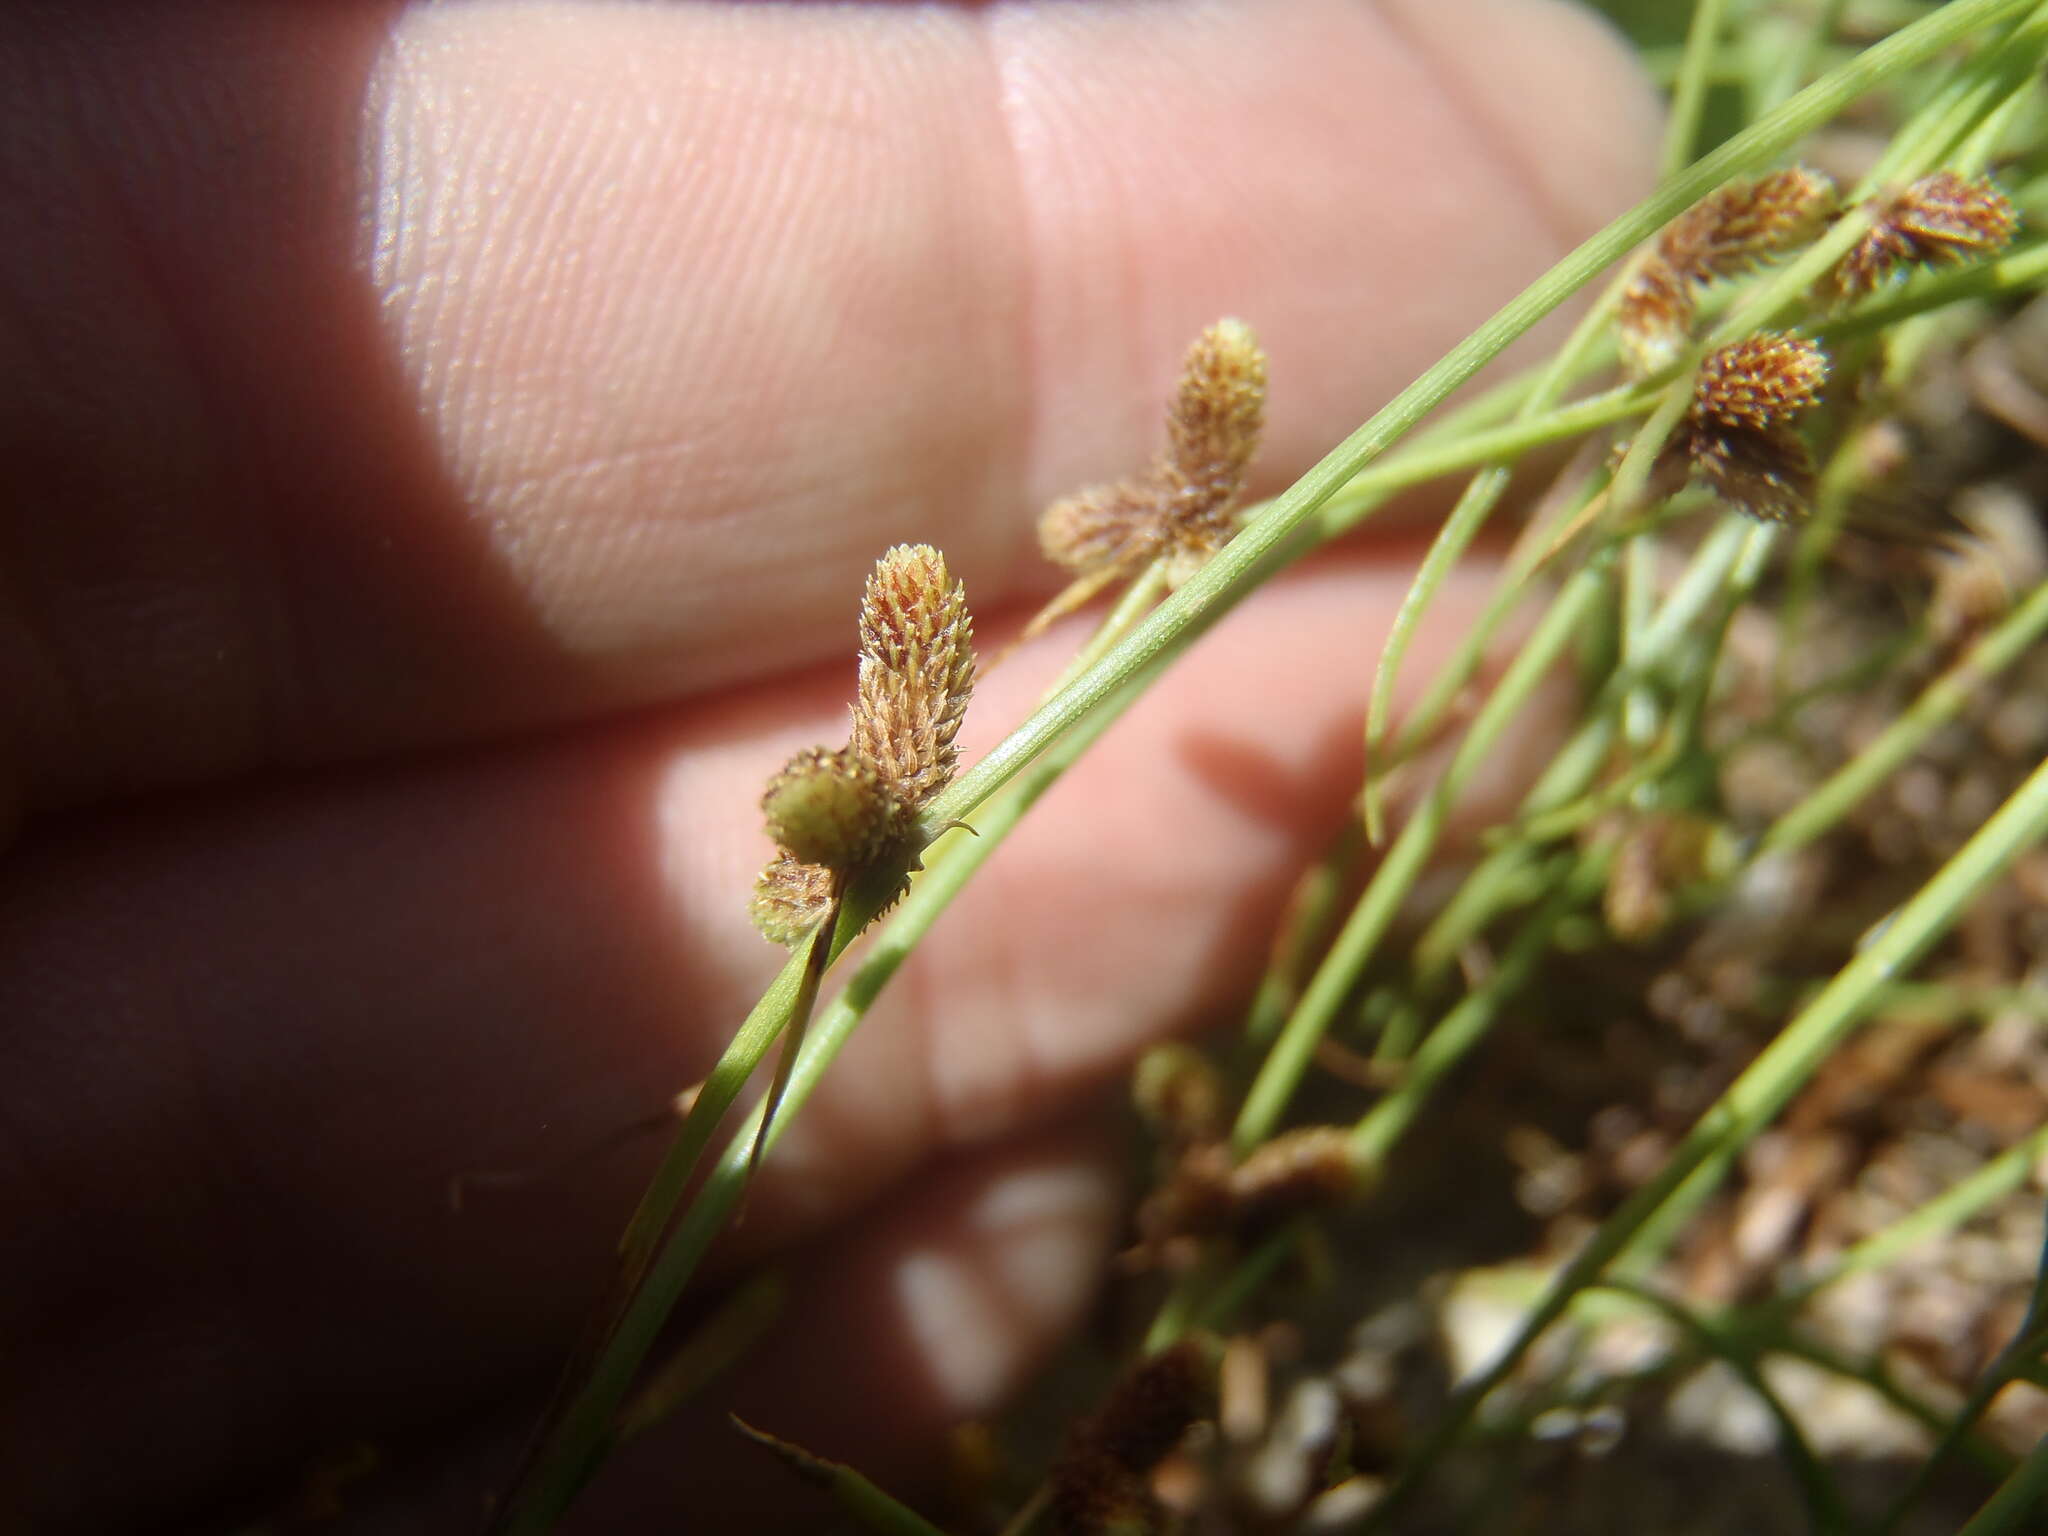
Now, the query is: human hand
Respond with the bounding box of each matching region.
[0,2,1656,1528]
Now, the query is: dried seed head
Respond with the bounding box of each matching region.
[1226,1126,1361,1240]
[1617,257,1699,377]
[1691,332,1829,431]
[1690,424,1816,524]
[1619,168,1837,375]
[850,543,975,810]
[760,745,900,874]
[1135,1142,1237,1264]
[1679,167,1838,279]
[1162,317,1268,517]
[749,854,838,946]
[746,544,978,947]
[1086,1342,1215,1471]
[1028,319,1266,636]
[1047,1446,1158,1536]
[1830,171,2018,303]
[1671,332,1829,523]
[1040,476,1164,577]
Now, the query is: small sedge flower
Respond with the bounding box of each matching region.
[749,544,976,946]
[1132,1124,1362,1270]
[1026,318,1267,642]
[1049,1343,1214,1535]
[1828,170,2018,304]
[1662,332,1832,523]
[1619,167,1837,375]
[743,545,976,1186]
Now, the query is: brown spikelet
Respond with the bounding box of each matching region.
[1048,1343,1214,1532]
[1617,256,1699,376]
[1047,1446,1158,1536]
[1132,1124,1361,1267]
[1040,476,1166,577]
[1619,168,1837,375]
[1225,1125,1362,1240]
[1090,1342,1215,1470]
[850,544,976,810]
[1160,317,1267,539]
[1689,424,1817,524]
[1025,319,1266,643]
[1671,332,1829,524]
[749,855,838,946]
[1691,332,1830,430]
[1829,171,2018,303]
[747,544,976,947]
[1683,167,1838,279]
[760,746,900,874]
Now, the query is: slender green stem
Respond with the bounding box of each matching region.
[1879,1220,2048,1534]
[1362,749,2048,1530]
[926,0,2041,843]
[1959,1432,2048,1535]
[1775,1124,2048,1310]
[1761,0,1854,112]
[507,5,2048,1523]
[1663,0,1734,179]
[1233,554,1613,1155]
[1763,577,2048,855]
[1593,1279,1848,1533]
[498,659,1175,1533]
[729,1418,953,1536]
[1350,869,1599,1170]
[1359,314,1639,840]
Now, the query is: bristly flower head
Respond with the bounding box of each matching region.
[1619,167,1837,375]
[1827,170,2018,304]
[1665,332,1831,523]
[849,543,976,810]
[1029,318,1267,639]
[749,544,975,947]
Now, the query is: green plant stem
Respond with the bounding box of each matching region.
[1879,1220,2048,1534]
[498,659,1171,1534]
[615,1269,785,1442]
[507,4,2048,1523]
[1244,817,1365,1047]
[1761,0,1854,112]
[1663,0,1734,178]
[925,0,2040,844]
[1409,517,1758,985]
[728,1418,952,1536]
[1350,867,1601,1170]
[1362,748,2048,1531]
[1776,1123,2048,1310]
[1232,553,1613,1157]
[1763,578,2048,855]
[1959,1432,2048,1535]
[1593,1279,1848,1533]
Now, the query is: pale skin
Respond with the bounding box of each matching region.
[0,2,1660,1528]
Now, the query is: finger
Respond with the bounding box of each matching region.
[0,553,1559,1529]
[0,0,1657,809]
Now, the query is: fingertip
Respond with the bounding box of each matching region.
[1376,0,1665,245]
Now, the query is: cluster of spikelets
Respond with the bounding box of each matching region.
[746,318,1266,945]
[1618,166,1839,375]
[1618,167,2015,523]
[1663,330,1833,524]
[1025,317,1268,641]
[1618,166,2015,379]
[748,544,975,946]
